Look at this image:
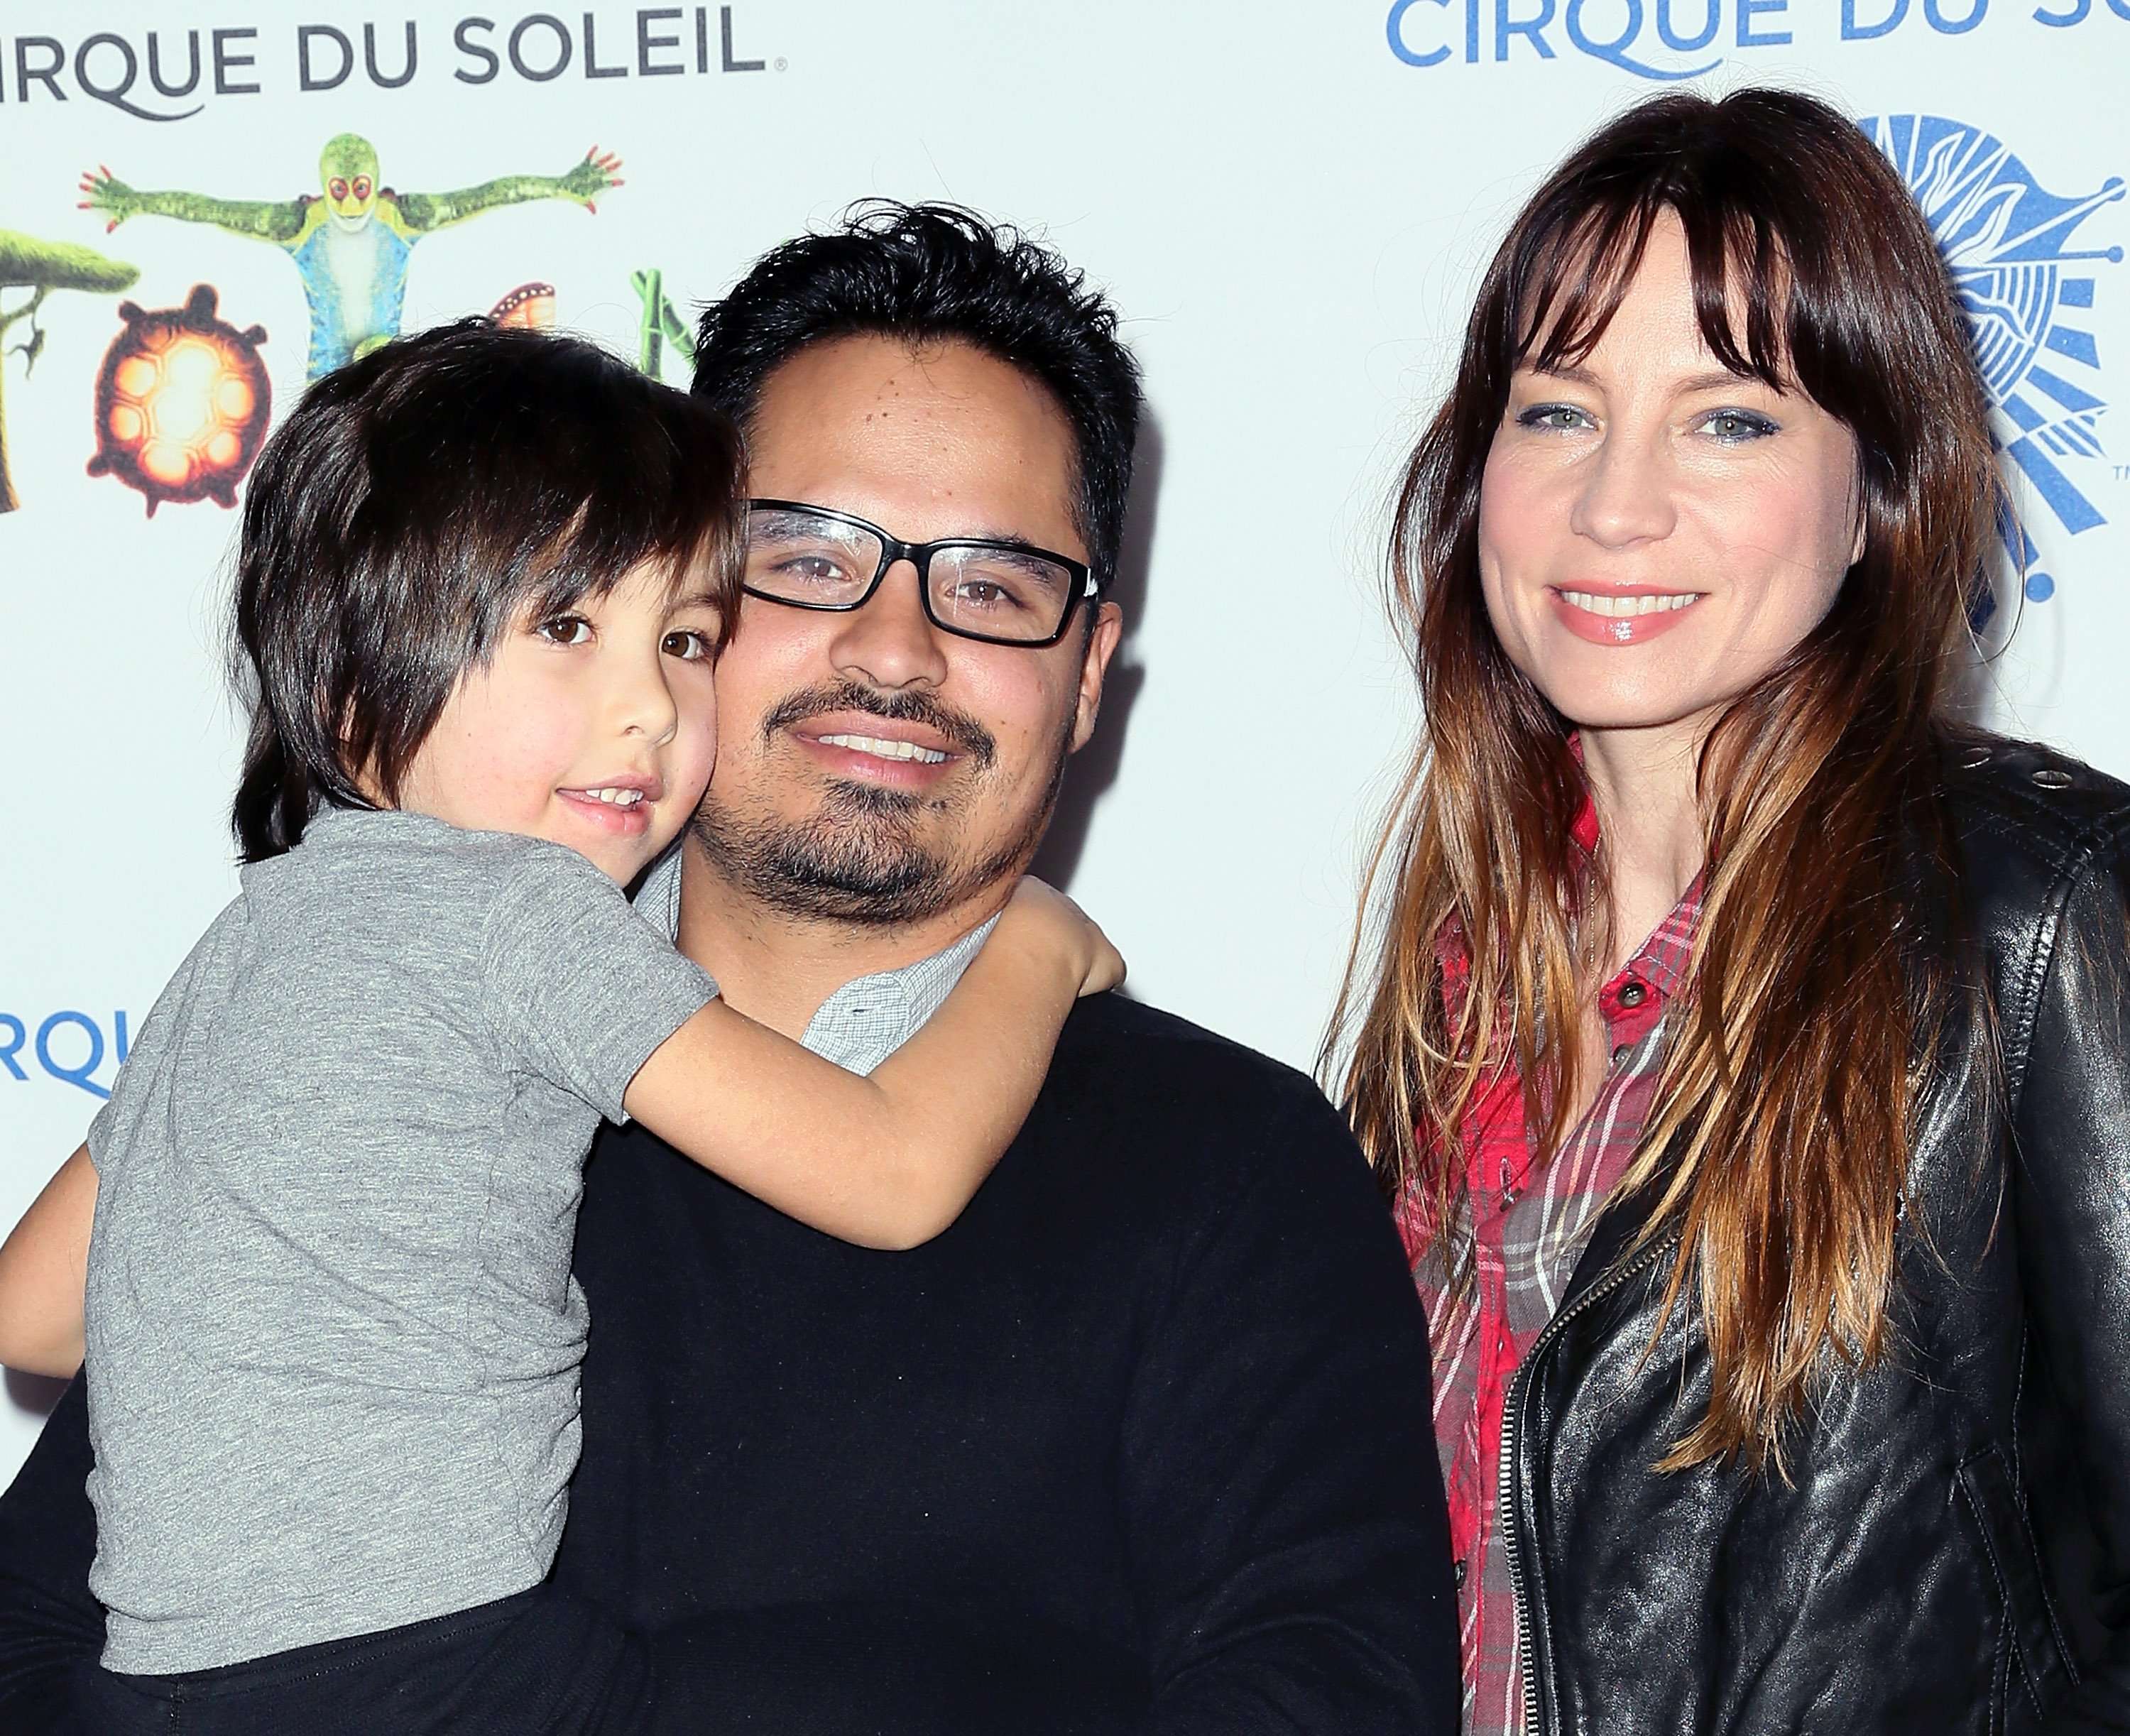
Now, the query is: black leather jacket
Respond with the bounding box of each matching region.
[1509,736,2130,1735]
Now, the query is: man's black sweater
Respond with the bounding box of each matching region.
[0,994,1458,1732]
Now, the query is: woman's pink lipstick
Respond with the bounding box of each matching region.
[1549,586,1705,645]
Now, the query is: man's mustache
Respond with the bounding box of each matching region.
[760,682,997,769]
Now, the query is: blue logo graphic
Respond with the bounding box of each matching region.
[1,1010,131,1100]
[1385,0,1797,77]
[1864,116,2124,603]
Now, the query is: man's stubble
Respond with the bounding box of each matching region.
[689,679,1078,929]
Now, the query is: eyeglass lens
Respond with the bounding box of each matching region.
[745,506,1078,643]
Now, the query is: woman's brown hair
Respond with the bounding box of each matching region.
[1327,88,2001,1468]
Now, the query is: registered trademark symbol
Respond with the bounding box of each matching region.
[775,57,787,71]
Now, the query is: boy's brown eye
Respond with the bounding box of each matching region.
[537,616,591,645]
[662,629,711,661]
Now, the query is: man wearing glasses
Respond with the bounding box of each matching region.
[0,204,1457,1734]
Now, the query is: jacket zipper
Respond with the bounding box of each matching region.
[1500,1230,1679,1736]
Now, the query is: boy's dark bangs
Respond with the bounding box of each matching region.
[520,466,733,625]
[457,373,744,653]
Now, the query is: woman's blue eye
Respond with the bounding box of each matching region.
[1516,403,1593,432]
[1700,409,1779,442]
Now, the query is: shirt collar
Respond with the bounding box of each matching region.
[634,846,995,1077]
[1618,875,1700,1004]
[1432,782,1704,1007]
[1569,792,1602,858]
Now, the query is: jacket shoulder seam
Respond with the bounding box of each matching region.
[1973,807,2130,1117]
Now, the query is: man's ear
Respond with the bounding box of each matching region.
[1070,601,1124,753]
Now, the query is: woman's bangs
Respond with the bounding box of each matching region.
[1512,199,1657,376]
[1685,201,1794,393]
[1511,187,1799,397]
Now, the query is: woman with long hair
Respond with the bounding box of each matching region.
[1332,87,2130,1733]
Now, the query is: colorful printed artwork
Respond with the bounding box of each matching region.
[87,285,271,515]
[1864,115,2124,608]
[488,281,557,330]
[80,136,623,380]
[0,230,138,513]
[630,266,695,380]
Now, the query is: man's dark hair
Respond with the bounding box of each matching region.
[692,201,1143,594]
[231,320,745,863]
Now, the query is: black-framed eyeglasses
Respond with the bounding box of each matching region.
[743,499,1098,648]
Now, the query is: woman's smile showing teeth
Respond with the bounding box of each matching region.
[1550,586,1705,645]
[1559,590,1699,616]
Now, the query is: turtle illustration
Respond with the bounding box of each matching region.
[88,284,271,515]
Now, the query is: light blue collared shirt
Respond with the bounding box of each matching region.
[636,848,995,1076]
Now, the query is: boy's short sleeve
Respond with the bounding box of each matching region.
[86,900,246,1179]
[480,844,716,1123]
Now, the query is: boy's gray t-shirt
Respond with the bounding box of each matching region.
[82,807,715,1672]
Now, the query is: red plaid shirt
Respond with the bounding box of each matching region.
[1399,814,1701,1736]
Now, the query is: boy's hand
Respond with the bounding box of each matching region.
[1005,877,1125,997]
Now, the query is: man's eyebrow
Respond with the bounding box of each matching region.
[950,526,1089,560]
[909,519,1038,547]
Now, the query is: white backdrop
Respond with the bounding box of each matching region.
[2,1,2125,1480]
